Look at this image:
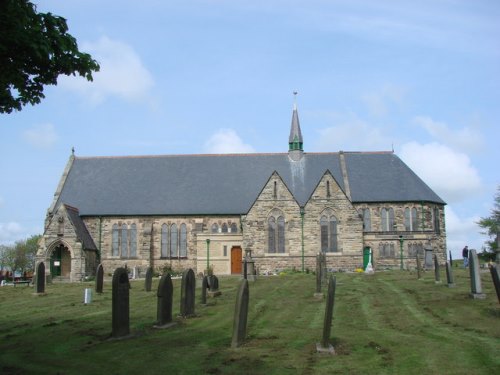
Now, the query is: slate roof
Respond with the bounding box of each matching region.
[64,205,98,250]
[53,152,445,217]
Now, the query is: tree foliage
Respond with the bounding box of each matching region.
[0,234,41,277]
[477,185,500,255]
[0,0,99,113]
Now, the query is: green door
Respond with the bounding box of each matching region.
[363,246,371,270]
[50,246,62,276]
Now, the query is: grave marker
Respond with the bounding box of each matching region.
[445,261,455,287]
[416,253,422,279]
[201,275,208,305]
[112,267,130,338]
[317,275,336,354]
[489,264,500,304]
[145,266,153,292]
[95,263,104,294]
[35,262,45,294]
[155,273,175,327]
[434,254,441,283]
[208,275,221,297]
[469,250,486,299]
[231,279,249,348]
[180,268,196,317]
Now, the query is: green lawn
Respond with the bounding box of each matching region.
[0,267,498,374]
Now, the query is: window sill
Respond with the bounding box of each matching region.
[264,253,290,257]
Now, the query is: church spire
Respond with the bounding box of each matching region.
[288,91,303,152]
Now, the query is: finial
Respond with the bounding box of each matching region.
[72,146,75,155]
[293,91,298,110]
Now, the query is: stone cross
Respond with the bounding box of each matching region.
[231,279,249,348]
[35,262,45,294]
[112,267,130,338]
[469,250,486,299]
[201,275,208,305]
[488,264,500,304]
[445,261,455,287]
[145,266,153,292]
[317,275,336,354]
[434,254,441,283]
[156,273,174,326]
[95,263,104,294]
[180,268,196,317]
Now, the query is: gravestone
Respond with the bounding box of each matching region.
[317,275,336,354]
[424,246,433,269]
[416,253,422,279]
[231,279,249,348]
[35,262,45,294]
[244,250,256,282]
[155,273,175,328]
[112,267,130,338]
[145,267,153,292]
[208,275,221,297]
[434,254,441,283]
[469,250,486,299]
[449,251,453,267]
[445,261,455,287]
[243,258,247,280]
[201,275,208,305]
[320,252,328,286]
[180,268,196,317]
[314,254,323,298]
[488,264,500,304]
[95,263,104,294]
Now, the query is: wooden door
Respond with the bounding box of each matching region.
[231,247,242,274]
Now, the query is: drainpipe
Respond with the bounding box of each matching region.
[98,217,102,264]
[300,207,305,272]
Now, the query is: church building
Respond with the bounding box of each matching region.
[37,104,446,281]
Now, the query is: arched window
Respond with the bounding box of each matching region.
[379,242,395,258]
[405,207,419,231]
[230,223,238,233]
[179,223,187,258]
[121,224,128,257]
[222,223,228,233]
[381,208,394,232]
[362,208,371,232]
[129,224,137,257]
[408,242,423,257]
[211,223,219,233]
[320,215,338,252]
[112,224,119,256]
[277,216,285,253]
[170,223,178,258]
[268,217,276,253]
[161,224,168,258]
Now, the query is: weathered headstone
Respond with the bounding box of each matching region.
[95,263,104,294]
[208,275,221,297]
[243,258,248,280]
[445,261,455,287]
[469,250,486,299]
[180,268,196,317]
[231,279,249,348]
[320,252,328,286]
[314,254,323,298]
[35,262,45,294]
[201,275,208,305]
[145,266,153,292]
[434,254,441,283]
[317,275,336,354]
[155,273,175,327]
[424,246,433,269]
[112,267,130,338]
[449,251,453,267]
[416,253,422,279]
[488,264,500,304]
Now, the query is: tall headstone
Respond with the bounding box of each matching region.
[180,268,196,317]
[231,279,249,348]
[445,261,455,287]
[424,246,433,269]
[112,267,130,338]
[321,252,328,286]
[201,275,208,305]
[314,254,323,298]
[208,275,221,297]
[416,253,422,279]
[449,251,453,267]
[317,275,336,354]
[469,250,486,299]
[35,262,45,294]
[156,273,174,327]
[145,266,153,292]
[434,254,441,283]
[488,264,500,304]
[95,263,104,294]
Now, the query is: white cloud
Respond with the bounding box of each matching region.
[413,116,484,152]
[22,123,59,150]
[444,206,486,258]
[0,222,24,245]
[203,129,255,154]
[59,36,154,105]
[399,141,481,204]
[315,113,390,151]
[361,84,406,116]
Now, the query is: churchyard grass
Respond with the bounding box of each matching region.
[0,268,498,374]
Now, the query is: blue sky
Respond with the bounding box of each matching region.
[1,0,499,258]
